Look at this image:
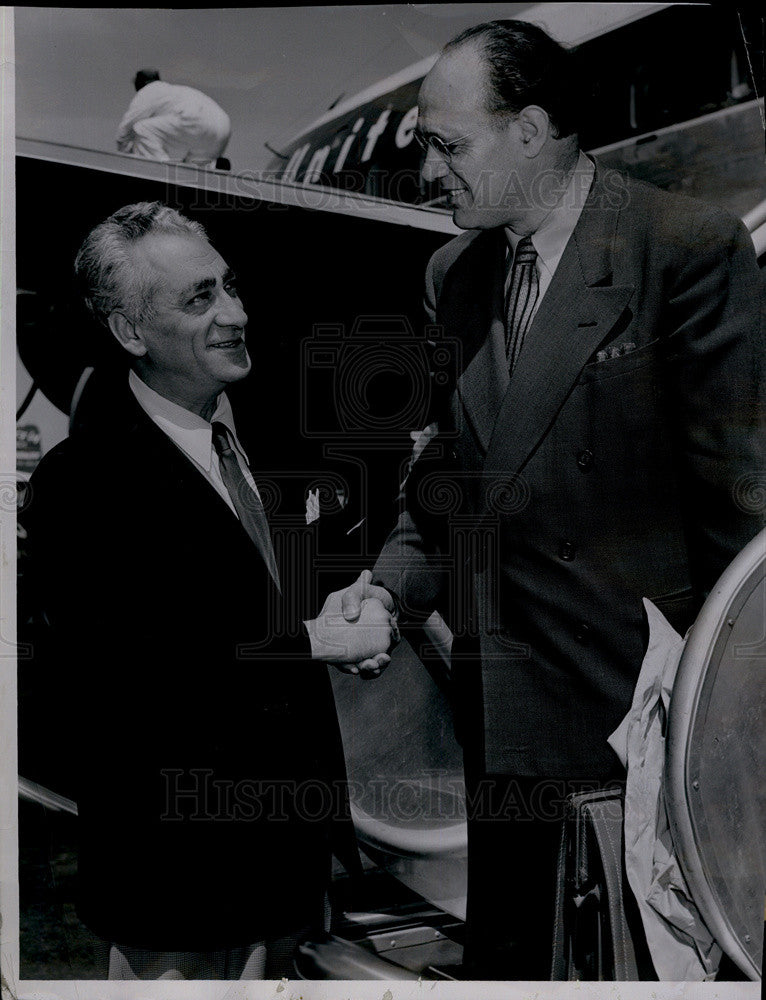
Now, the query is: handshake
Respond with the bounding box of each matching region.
[305,570,398,679]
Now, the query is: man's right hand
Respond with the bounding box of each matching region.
[340,569,395,622]
[311,571,397,677]
[305,596,395,673]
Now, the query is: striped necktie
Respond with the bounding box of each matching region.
[504,235,539,372]
[211,422,281,591]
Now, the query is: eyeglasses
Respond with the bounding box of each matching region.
[413,125,495,160]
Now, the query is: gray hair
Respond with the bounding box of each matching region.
[74,202,208,327]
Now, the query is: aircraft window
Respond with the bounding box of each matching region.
[575,6,758,151]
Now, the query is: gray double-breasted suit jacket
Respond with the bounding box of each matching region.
[375,163,765,779]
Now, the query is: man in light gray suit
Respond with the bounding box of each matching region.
[338,19,764,978]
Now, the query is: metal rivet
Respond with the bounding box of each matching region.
[727,618,735,627]
[692,779,700,790]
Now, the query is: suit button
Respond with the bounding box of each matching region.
[574,622,591,644]
[559,540,577,561]
[577,449,594,471]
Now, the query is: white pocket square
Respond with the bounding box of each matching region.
[305,488,320,524]
[595,341,636,363]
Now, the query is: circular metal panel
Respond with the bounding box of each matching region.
[666,528,766,980]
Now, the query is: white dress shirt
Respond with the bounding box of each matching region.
[128,370,260,519]
[504,151,595,320]
[116,81,230,165]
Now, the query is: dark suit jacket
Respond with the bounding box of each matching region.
[20,370,354,950]
[375,163,764,780]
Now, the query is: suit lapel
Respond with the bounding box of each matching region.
[108,381,283,585]
[130,406,251,528]
[439,230,508,453]
[480,164,635,507]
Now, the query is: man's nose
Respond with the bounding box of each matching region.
[420,146,449,184]
[216,293,248,328]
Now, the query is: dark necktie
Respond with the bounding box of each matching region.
[211,421,281,591]
[505,235,539,372]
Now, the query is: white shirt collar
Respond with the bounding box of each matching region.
[505,151,595,275]
[128,370,245,472]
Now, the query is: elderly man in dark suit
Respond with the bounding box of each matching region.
[340,19,765,979]
[20,202,394,979]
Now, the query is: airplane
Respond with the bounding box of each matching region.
[14,1,766,982]
[268,3,766,225]
[16,2,766,464]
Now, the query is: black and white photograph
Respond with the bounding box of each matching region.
[3,4,765,996]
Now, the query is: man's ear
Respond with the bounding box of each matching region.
[108,311,147,357]
[517,105,551,157]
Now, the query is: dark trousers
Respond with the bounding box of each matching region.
[462,771,611,980]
